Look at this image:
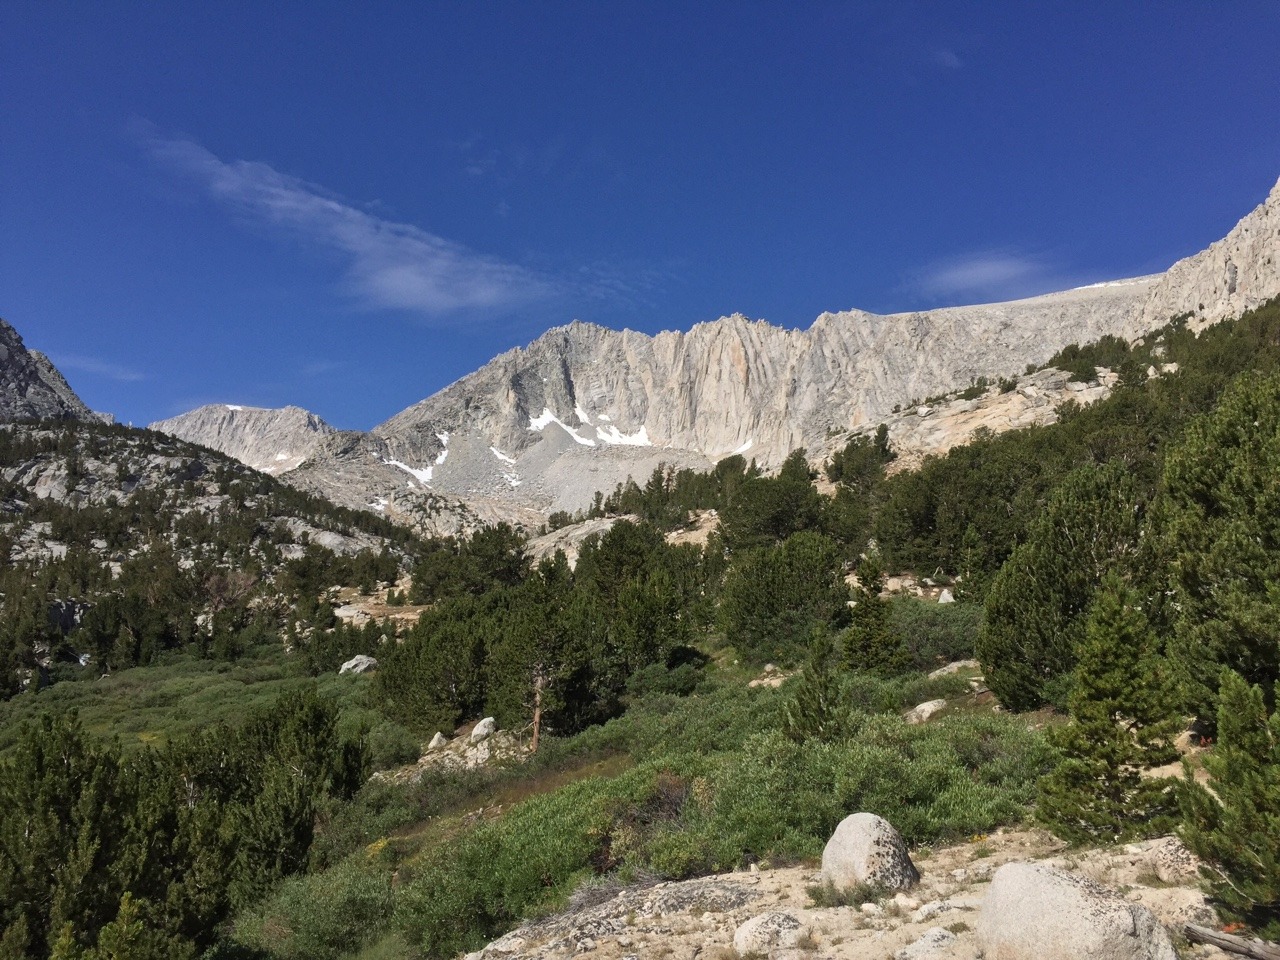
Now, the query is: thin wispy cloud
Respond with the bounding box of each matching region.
[907,250,1075,305]
[933,49,963,69]
[53,354,146,382]
[141,129,557,317]
[301,359,342,378]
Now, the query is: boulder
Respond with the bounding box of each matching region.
[977,862,1177,960]
[820,812,919,892]
[470,717,497,742]
[905,699,947,724]
[732,912,805,955]
[1149,836,1199,884]
[338,654,378,674]
[428,732,449,750]
[927,659,979,679]
[895,928,958,960]
[937,588,955,604]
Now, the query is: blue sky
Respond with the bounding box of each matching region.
[3,2,1280,429]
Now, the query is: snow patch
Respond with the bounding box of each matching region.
[370,497,389,512]
[596,424,652,446]
[225,404,244,411]
[502,472,523,488]
[1073,277,1152,290]
[490,446,517,465]
[575,404,591,424]
[384,458,434,484]
[598,413,612,421]
[733,439,753,455]
[274,452,289,461]
[436,431,450,444]
[528,407,596,446]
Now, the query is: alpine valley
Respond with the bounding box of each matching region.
[4,176,1280,960]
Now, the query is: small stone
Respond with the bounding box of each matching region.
[912,901,953,923]
[860,902,883,916]
[733,913,805,955]
[893,892,921,911]
[895,927,958,960]
[428,731,448,750]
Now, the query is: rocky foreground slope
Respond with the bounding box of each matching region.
[150,177,1280,530]
[460,828,1227,960]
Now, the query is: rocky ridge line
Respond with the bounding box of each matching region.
[148,176,1280,528]
[0,318,105,423]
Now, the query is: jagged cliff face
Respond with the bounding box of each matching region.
[0,319,103,423]
[363,278,1157,515]
[149,404,338,475]
[147,176,1280,528]
[1132,177,1280,332]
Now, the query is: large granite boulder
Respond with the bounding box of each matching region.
[977,862,1177,960]
[821,812,919,892]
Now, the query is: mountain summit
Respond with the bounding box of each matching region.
[0,318,104,423]
[151,177,1280,532]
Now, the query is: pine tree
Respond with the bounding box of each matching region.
[1157,372,1280,729]
[1036,579,1179,844]
[1180,670,1280,939]
[842,554,906,675]
[979,461,1144,710]
[784,630,851,742]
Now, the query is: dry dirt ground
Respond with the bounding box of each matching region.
[464,829,1230,960]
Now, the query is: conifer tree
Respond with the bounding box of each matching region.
[784,630,851,742]
[842,554,906,675]
[979,461,1144,710]
[1157,371,1280,729]
[1179,670,1280,939]
[1037,579,1179,843]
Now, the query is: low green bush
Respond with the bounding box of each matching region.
[231,855,395,960]
[888,597,983,671]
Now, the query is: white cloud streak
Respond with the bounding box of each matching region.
[909,250,1069,304]
[143,132,556,317]
[52,354,146,382]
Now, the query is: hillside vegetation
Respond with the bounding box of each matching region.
[4,300,1280,956]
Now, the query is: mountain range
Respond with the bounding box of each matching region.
[8,176,1280,535]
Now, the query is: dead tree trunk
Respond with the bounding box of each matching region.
[1184,924,1280,960]
[530,665,545,754]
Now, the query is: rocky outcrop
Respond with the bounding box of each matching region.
[0,319,103,423]
[834,365,1119,474]
[1132,177,1280,333]
[821,813,920,892]
[461,828,1219,960]
[977,861,1177,960]
[149,403,337,474]
[338,654,378,674]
